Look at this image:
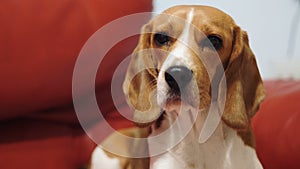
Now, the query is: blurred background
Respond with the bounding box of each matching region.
[154,0,300,80]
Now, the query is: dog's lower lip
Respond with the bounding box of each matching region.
[166,96,181,104]
[155,110,166,129]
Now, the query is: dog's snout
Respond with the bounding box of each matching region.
[165,66,193,91]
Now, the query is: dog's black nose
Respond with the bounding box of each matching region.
[165,66,193,91]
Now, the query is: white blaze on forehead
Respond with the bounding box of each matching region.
[161,8,195,71]
[182,8,195,43]
[157,8,196,107]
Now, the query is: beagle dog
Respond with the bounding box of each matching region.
[91,5,265,169]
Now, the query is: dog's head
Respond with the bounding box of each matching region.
[123,5,265,130]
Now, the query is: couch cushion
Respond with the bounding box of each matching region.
[0,0,152,168]
[252,80,300,169]
[0,0,152,121]
[0,118,95,169]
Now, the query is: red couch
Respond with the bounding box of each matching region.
[1,1,299,169]
[253,80,300,169]
[0,0,152,168]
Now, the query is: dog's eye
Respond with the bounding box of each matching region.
[154,32,170,46]
[201,35,223,50]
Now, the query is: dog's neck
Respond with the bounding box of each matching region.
[148,108,263,169]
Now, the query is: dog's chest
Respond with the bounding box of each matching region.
[149,125,263,169]
[150,144,222,169]
[150,130,226,169]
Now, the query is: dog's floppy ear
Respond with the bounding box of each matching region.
[123,24,161,126]
[222,26,265,130]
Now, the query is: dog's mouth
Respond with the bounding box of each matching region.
[133,82,199,129]
[133,96,183,129]
[153,97,194,129]
[149,98,199,137]
[154,110,166,129]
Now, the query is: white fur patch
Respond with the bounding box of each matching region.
[159,9,194,72]
[223,129,264,169]
[149,123,263,169]
[157,9,197,107]
[90,147,121,169]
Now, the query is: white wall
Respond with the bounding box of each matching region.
[153,0,300,80]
